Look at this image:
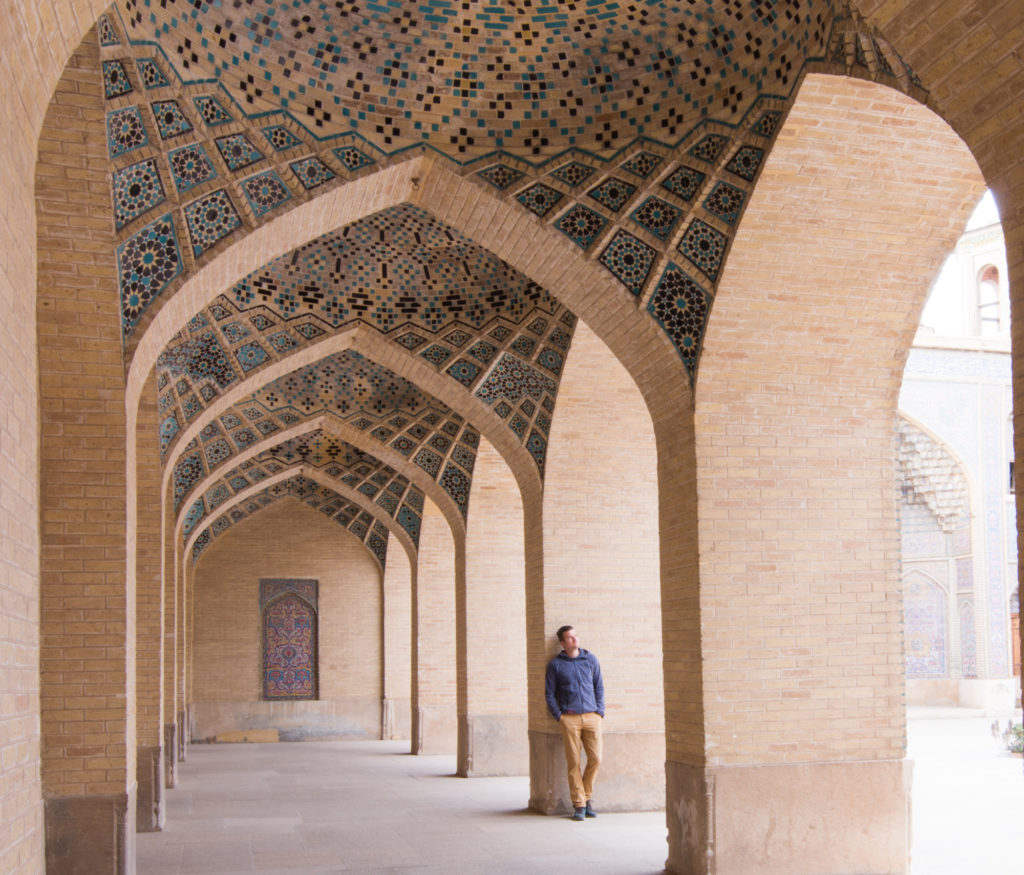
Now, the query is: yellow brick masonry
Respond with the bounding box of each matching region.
[35,34,134,802]
[191,500,383,705]
[695,75,986,767]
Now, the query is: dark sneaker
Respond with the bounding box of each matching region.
[571,807,586,821]
[585,800,597,818]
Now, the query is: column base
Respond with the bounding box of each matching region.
[665,758,911,875]
[457,713,528,776]
[528,726,665,814]
[45,789,136,875]
[177,709,187,762]
[135,745,165,832]
[382,697,412,740]
[412,704,457,755]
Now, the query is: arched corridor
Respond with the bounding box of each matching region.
[2,3,1023,874]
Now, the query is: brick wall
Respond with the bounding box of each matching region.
[191,499,382,696]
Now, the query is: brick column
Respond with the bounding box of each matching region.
[382,540,413,740]
[133,371,164,830]
[458,438,527,776]
[411,499,458,754]
[162,491,179,789]
[677,75,983,874]
[530,322,665,813]
[36,31,136,874]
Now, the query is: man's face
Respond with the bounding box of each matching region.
[560,627,579,652]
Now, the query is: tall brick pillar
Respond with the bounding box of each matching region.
[382,540,413,739]
[458,438,528,776]
[36,31,137,874]
[411,499,459,754]
[162,492,179,789]
[671,75,984,874]
[530,322,665,814]
[133,371,165,831]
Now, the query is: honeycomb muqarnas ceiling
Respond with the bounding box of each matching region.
[116,0,835,159]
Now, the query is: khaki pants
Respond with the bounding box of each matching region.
[558,712,602,807]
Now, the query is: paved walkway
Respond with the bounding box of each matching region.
[137,708,1023,874]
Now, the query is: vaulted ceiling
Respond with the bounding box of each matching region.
[95,1,929,562]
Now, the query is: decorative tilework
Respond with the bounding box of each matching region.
[289,156,335,190]
[204,438,233,467]
[467,341,498,364]
[753,110,782,138]
[630,196,681,241]
[159,414,180,460]
[420,345,452,367]
[428,434,451,454]
[167,142,217,194]
[537,348,563,375]
[621,152,662,178]
[173,451,205,511]
[726,146,765,182]
[508,414,528,438]
[510,336,536,357]
[118,213,183,338]
[587,177,637,213]
[107,106,149,158]
[183,189,242,256]
[550,162,595,188]
[157,329,237,390]
[477,164,524,190]
[98,15,120,46]
[446,359,480,387]
[414,448,442,478]
[327,147,377,176]
[136,58,168,89]
[450,444,475,474]
[396,506,421,547]
[440,463,470,519]
[678,218,728,282]
[444,330,471,348]
[556,204,607,249]
[151,99,193,139]
[475,354,556,405]
[112,158,166,230]
[215,133,264,171]
[647,262,712,377]
[193,95,233,126]
[228,204,557,334]
[660,165,706,202]
[688,134,730,164]
[182,499,206,537]
[221,321,250,344]
[235,341,269,372]
[702,180,746,225]
[526,430,547,475]
[263,125,302,150]
[122,5,830,161]
[267,331,297,353]
[599,231,657,296]
[516,183,564,217]
[242,170,292,217]
[102,60,133,99]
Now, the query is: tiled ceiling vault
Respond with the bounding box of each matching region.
[115,0,835,158]
[97,2,928,562]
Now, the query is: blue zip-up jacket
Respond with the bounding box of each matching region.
[545,648,604,720]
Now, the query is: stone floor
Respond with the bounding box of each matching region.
[137,708,1023,874]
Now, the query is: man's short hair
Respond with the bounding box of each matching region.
[556,625,574,642]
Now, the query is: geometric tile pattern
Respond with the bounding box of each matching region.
[184,189,242,256]
[677,219,728,282]
[167,143,217,194]
[599,231,657,296]
[112,158,166,230]
[117,213,183,338]
[120,1,832,158]
[107,106,149,158]
[241,170,292,218]
[646,262,712,379]
[152,99,194,139]
[191,475,397,569]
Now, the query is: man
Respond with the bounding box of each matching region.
[544,625,604,821]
